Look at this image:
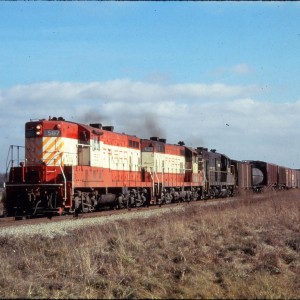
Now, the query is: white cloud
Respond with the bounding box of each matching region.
[0,79,299,173]
[170,83,257,99]
[232,63,252,74]
[210,63,253,78]
[1,79,258,105]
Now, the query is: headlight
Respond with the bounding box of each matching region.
[36,124,42,136]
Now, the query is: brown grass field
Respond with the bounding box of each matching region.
[0,190,299,299]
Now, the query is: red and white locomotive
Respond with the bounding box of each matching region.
[6,116,234,217]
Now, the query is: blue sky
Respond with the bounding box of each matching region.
[1,2,300,172]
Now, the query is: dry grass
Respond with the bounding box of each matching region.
[0,190,299,299]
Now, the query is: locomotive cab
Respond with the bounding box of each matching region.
[5,117,79,216]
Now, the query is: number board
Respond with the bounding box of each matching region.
[44,130,61,137]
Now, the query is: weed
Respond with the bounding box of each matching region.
[0,191,300,298]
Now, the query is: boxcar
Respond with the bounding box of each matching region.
[248,161,278,191]
[232,160,252,190]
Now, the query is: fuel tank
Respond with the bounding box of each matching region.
[97,193,117,205]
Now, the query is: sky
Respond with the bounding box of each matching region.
[1,1,300,173]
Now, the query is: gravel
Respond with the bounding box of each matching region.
[0,205,187,238]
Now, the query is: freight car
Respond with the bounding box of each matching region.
[247,160,278,192]
[295,170,300,188]
[245,161,300,192]
[231,160,252,191]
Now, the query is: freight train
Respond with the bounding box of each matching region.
[2,116,300,218]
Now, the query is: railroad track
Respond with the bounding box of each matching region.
[1,189,298,239]
[0,196,239,229]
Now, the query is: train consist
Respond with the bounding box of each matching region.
[3,116,300,217]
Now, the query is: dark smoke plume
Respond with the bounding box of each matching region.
[76,109,166,141]
[120,112,166,140]
[77,109,111,125]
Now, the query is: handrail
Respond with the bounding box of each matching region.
[5,145,26,182]
[146,167,155,197]
[59,164,67,202]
